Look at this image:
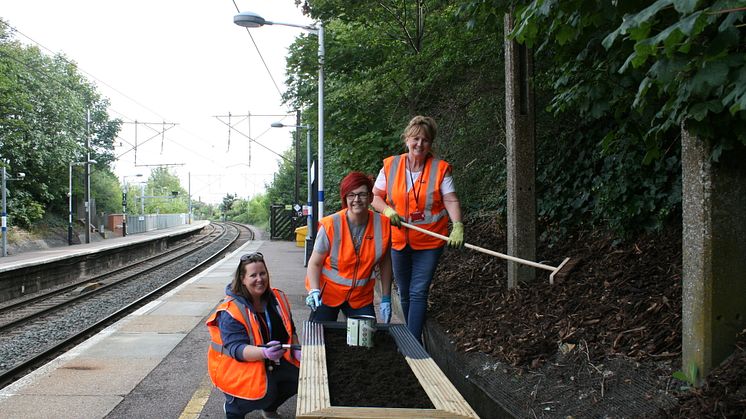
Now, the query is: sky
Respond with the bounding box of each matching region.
[2,0,312,204]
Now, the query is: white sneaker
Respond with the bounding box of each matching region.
[261,410,281,419]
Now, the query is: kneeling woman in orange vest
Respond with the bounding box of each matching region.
[305,171,394,323]
[206,252,300,419]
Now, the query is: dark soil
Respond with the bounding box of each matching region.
[428,212,746,418]
[324,327,434,409]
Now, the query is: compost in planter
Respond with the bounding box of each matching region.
[324,327,434,409]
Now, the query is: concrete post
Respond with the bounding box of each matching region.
[504,13,537,288]
[682,127,746,383]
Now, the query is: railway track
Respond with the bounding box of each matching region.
[0,221,256,389]
[0,222,222,329]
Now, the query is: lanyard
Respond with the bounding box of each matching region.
[257,306,273,341]
[406,156,425,211]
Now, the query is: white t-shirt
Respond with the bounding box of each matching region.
[374,168,455,195]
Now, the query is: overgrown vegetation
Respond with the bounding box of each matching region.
[265,0,745,239]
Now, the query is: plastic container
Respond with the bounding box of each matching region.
[294,226,308,247]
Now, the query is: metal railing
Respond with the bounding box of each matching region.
[123,213,189,235]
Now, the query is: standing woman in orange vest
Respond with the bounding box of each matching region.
[206,252,300,419]
[305,171,394,322]
[371,115,464,342]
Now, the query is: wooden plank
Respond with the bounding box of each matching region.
[296,321,330,417]
[390,325,479,418]
[297,321,479,419]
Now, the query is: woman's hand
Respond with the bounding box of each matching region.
[261,341,285,362]
[447,222,464,248]
[305,289,321,311]
[380,295,392,323]
[382,207,402,227]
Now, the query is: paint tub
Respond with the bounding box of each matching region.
[346,315,376,347]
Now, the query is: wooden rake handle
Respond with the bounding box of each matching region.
[401,222,570,284]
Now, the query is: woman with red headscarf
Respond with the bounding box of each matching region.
[304,171,393,322]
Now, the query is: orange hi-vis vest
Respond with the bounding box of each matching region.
[383,153,451,250]
[307,209,391,309]
[206,288,299,400]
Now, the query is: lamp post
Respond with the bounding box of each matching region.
[272,121,314,264]
[69,160,97,245]
[121,174,143,237]
[2,167,26,257]
[234,11,325,222]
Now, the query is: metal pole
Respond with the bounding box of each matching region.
[295,110,300,205]
[122,179,128,237]
[1,166,6,257]
[188,172,192,224]
[305,128,313,266]
[306,129,312,233]
[85,109,91,244]
[317,23,325,223]
[68,163,73,245]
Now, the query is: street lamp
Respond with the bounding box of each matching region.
[234,11,326,222]
[121,174,143,237]
[2,167,26,257]
[272,121,314,264]
[68,160,97,245]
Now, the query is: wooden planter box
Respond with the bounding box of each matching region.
[296,321,478,418]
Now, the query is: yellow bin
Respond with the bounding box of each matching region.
[294,226,308,247]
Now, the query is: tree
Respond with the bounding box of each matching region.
[142,167,188,214]
[0,21,119,226]
[286,1,505,215]
[220,193,237,219]
[91,169,123,214]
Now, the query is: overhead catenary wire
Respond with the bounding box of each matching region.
[1,20,169,122]
[1,19,222,161]
[2,15,292,202]
[230,0,285,100]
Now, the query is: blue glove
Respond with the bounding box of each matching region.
[293,349,302,361]
[261,341,285,362]
[305,289,321,311]
[380,295,392,323]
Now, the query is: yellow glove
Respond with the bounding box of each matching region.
[447,222,464,248]
[382,207,402,227]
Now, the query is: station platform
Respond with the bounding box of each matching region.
[0,237,388,419]
[0,220,211,273]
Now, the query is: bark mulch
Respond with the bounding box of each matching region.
[428,212,745,418]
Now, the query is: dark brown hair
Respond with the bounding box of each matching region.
[230,252,271,304]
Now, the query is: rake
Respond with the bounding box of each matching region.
[401,222,574,284]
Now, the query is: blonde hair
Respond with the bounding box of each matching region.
[401,115,437,144]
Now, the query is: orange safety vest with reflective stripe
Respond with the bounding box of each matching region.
[206,288,299,400]
[307,209,391,309]
[382,153,450,250]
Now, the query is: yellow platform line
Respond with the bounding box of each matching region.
[179,373,214,419]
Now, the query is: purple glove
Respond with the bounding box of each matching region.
[261,341,285,362]
[293,349,302,361]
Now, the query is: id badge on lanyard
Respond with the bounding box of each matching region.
[409,211,425,221]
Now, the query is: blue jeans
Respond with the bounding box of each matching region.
[310,301,375,322]
[223,359,299,418]
[391,245,444,341]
